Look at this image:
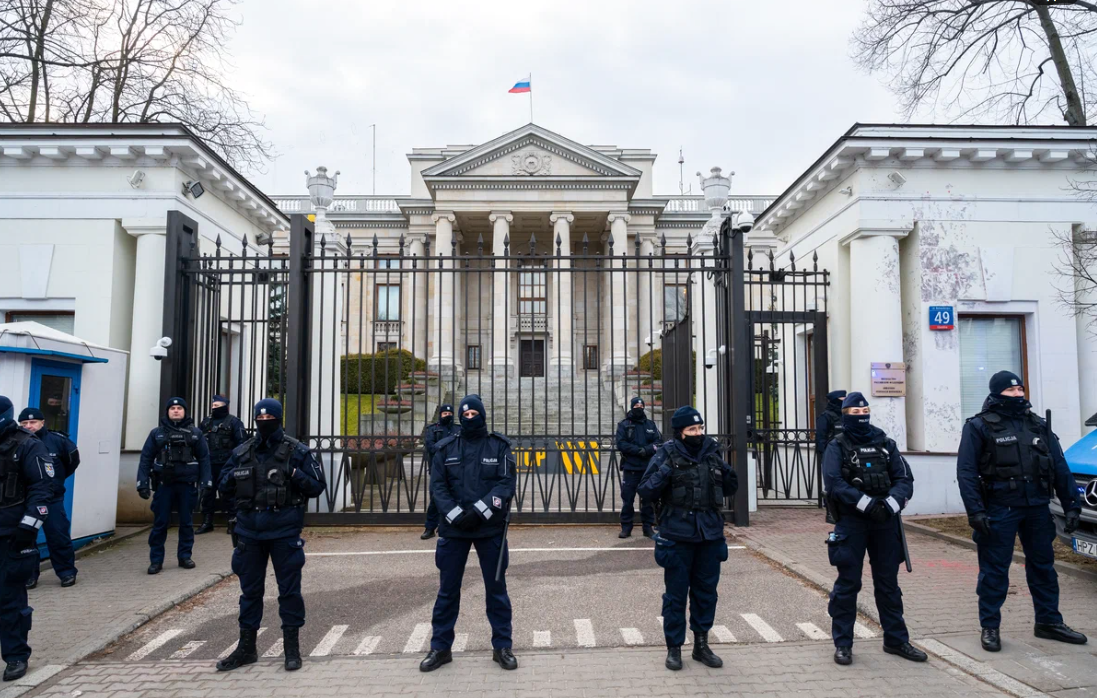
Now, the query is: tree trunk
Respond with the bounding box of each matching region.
[1034,3,1087,127]
[26,0,56,122]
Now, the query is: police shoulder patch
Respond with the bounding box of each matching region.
[44,461,55,478]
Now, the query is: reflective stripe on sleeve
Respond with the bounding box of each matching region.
[474,499,493,520]
[886,496,901,514]
[445,506,463,523]
[856,495,873,512]
[20,515,43,530]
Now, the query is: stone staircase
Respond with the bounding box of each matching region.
[469,373,630,439]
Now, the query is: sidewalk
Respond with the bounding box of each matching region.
[734,507,1097,697]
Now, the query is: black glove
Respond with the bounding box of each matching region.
[868,499,892,524]
[968,512,992,536]
[1064,509,1081,535]
[138,487,152,500]
[453,508,481,532]
[12,526,37,550]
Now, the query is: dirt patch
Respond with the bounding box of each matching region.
[917,515,1097,568]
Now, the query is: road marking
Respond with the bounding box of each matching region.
[310,625,348,657]
[741,614,783,643]
[218,628,266,659]
[353,636,381,656]
[918,639,1046,698]
[452,633,469,652]
[711,625,737,643]
[262,638,284,658]
[533,631,551,647]
[620,628,644,646]
[797,622,829,641]
[853,622,877,639]
[168,641,206,660]
[574,619,596,647]
[403,623,431,653]
[127,629,184,661]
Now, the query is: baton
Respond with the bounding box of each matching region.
[494,498,512,583]
[897,513,912,573]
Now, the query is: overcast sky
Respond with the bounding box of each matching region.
[233,0,901,198]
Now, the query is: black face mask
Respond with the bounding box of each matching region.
[461,413,488,439]
[995,395,1030,416]
[211,405,229,420]
[440,415,454,426]
[629,408,646,421]
[842,414,872,441]
[255,419,280,440]
[681,434,705,454]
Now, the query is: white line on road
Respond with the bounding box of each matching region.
[711,625,737,643]
[574,619,596,648]
[797,622,829,641]
[403,623,431,653]
[262,638,284,658]
[452,633,469,653]
[310,625,349,657]
[620,628,644,646]
[742,614,783,643]
[353,636,381,656]
[127,629,184,661]
[533,631,551,647]
[218,628,266,659]
[854,622,877,639]
[168,641,206,660]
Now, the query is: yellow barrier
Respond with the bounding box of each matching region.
[514,441,602,475]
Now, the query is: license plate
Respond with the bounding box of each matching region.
[1073,537,1097,560]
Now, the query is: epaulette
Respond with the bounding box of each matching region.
[436,433,459,450]
[490,432,512,447]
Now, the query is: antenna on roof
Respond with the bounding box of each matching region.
[678,147,691,194]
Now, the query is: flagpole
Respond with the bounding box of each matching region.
[529,73,534,123]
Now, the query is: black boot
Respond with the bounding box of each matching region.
[178,558,196,569]
[420,528,436,540]
[618,528,631,539]
[196,514,214,535]
[883,642,928,662]
[981,627,1001,652]
[283,627,302,671]
[147,562,162,575]
[216,629,258,671]
[419,648,452,672]
[833,646,852,665]
[642,524,655,539]
[1034,623,1088,645]
[665,645,683,671]
[3,661,27,682]
[691,631,723,667]
[492,647,518,670]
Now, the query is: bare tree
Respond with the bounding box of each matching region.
[0,0,271,171]
[853,1,1097,126]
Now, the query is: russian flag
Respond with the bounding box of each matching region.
[509,77,531,93]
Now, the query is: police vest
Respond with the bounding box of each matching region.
[625,421,656,444]
[0,429,30,507]
[231,436,305,511]
[975,411,1052,484]
[835,433,893,496]
[204,420,236,461]
[667,450,724,512]
[156,428,196,470]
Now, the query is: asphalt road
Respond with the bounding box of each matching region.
[98,526,869,663]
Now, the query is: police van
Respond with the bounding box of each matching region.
[1050,413,1097,560]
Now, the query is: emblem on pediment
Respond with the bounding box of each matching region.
[512,150,552,176]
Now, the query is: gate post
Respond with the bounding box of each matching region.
[159,211,199,410]
[812,311,829,506]
[285,214,314,438]
[729,218,751,527]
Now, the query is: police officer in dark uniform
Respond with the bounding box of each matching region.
[419,395,517,673]
[615,397,661,539]
[421,404,460,540]
[216,398,326,673]
[957,371,1087,652]
[824,392,926,666]
[197,395,246,535]
[815,390,847,454]
[18,408,79,588]
[638,406,737,671]
[137,397,212,574]
[0,395,54,682]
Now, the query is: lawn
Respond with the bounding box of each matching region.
[339,394,379,436]
[916,515,1096,568]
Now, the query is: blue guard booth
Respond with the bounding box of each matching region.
[0,322,128,555]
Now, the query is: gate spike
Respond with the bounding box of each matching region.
[582,232,589,254]
[608,234,614,253]
[319,234,326,252]
[555,232,562,251]
[685,233,692,249]
[214,234,222,252]
[634,235,641,256]
[503,232,510,251]
[529,232,537,255]
[345,233,353,250]
[768,248,775,271]
[789,250,796,272]
[659,232,667,251]
[477,233,484,255]
[398,233,406,255]
[812,250,818,271]
[450,235,457,255]
[747,248,754,270]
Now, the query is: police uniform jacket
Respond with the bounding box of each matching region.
[0,424,55,537]
[822,426,913,529]
[218,427,326,540]
[35,427,79,500]
[957,395,1079,516]
[424,421,461,462]
[615,417,663,472]
[815,396,843,454]
[637,438,737,543]
[200,414,247,468]
[430,432,515,539]
[137,418,213,489]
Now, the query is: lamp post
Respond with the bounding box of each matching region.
[306,166,340,238]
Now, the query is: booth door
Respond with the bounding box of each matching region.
[28,359,82,548]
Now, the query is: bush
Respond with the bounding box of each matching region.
[341,349,426,394]
[634,348,696,383]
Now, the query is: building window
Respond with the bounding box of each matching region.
[5,311,75,335]
[375,284,400,321]
[374,255,400,270]
[376,341,397,353]
[664,285,687,324]
[583,345,599,370]
[467,345,482,370]
[518,260,546,316]
[959,315,1027,419]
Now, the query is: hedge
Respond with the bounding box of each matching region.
[634,348,696,383]
[340,349,427,394]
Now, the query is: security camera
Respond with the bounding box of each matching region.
[128,170,146,189]
[887,171,907,186]
[734,211,755,234]
[705,349,717,369]
[149,336,172,361]
[255,231,274,247]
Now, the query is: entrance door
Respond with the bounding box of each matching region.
[519,340,545,377]
[28,359,82,549]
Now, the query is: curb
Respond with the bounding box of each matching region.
[903,521,1097,584]
[37,525,152,573]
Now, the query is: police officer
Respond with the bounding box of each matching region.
[137,397,212,574]
[18,408,79,588]
[615,397,661,539]
[638,406,737,671]
[957,371,1087,652]
[419,395,517,673]
[815,390,847,454]
[216,398,326,673]
[197,395,246,534]
[824,392,926,666]
[0,396,54,682]
[421,404,460,540]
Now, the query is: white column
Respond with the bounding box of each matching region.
[550,212,574,372]
[1076,227,1097,434]
[846,231,908,450]
[490,211,513,376]
[430,212,461,374]
[638,236,655,359]
[123,219,167,450]
[408,236,428,360]
[692,230,721,429]
[604,212,632,373]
